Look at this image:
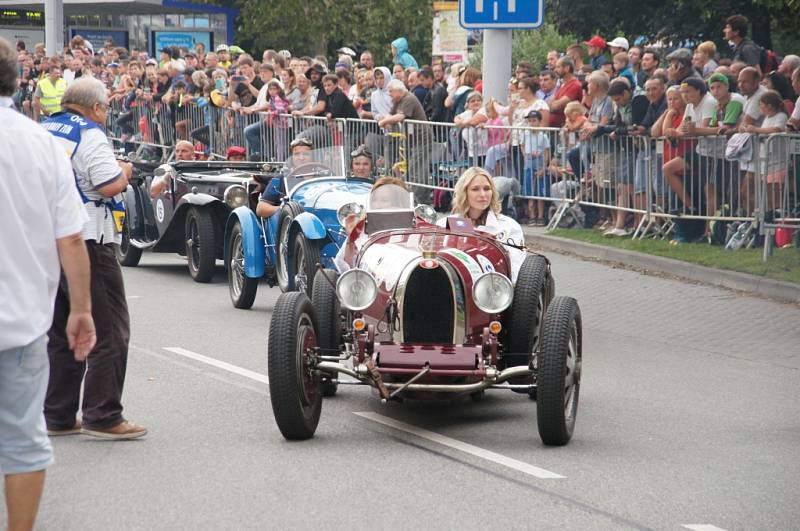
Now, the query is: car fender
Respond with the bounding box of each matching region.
[290,211,327,241]
[177,191,223,209]
[224,207,265,279]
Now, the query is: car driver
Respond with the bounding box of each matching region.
[149,140,195,198]
[255,136,314,218]
[350,145,375,180]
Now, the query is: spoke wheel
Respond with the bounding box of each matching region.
[292,232,320,297]
[226,222,258,309]
[185,207,217,283]
[275,202,303,292]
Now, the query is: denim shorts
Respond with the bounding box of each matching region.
[0,335,54,474]
[634,151,664,195]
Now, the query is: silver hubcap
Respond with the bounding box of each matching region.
[564,322,580,421]
[231,232,244,298]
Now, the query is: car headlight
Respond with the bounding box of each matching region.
[472,272,514,314]
[224,185,248,208]
[336,268,378,311]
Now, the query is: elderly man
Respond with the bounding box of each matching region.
[737,66,769,214]
[665,48,702,87]
[378,79,431,202]
[149,140,195,198]
[1,37,95,531]
[42,77,147,441]
[778,55,800,78]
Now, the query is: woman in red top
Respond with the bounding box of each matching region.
[651,85,695,163]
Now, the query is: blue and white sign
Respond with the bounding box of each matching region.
[459,0,544,29]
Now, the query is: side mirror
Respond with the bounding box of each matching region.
[414,204,438,224]
[337,202,366,227]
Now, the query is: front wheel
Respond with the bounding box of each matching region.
[536,296,582,446]
[311,269,341,397]
[275,202,303,292]
[185,207,217,283]
[116,217,143,267]
[292,232,321,297]
[268,292,322,440]
[226,222,259,309]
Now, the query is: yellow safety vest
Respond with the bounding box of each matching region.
[39,77,67,115]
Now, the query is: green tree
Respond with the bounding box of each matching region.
[469,23,577,71]
[233,0,433,65]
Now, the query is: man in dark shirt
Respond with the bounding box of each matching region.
[230,55,264,108]
[419,67,447,122]
[321,74,359,119]
[256,137,315,218]
[724,14,761,68]
[665,49,703,87]
[633,77,668,216]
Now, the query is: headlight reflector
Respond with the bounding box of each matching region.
[472,272,513,314]
[336,268,378,311]
[224,185,248,208]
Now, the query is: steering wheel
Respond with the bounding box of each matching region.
[286,162,333,179]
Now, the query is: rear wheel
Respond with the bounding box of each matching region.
[276,202,303,292]
[116,217,142,267]
[311,269,341,397]
[185,207,217,283]
[536,296,582,446]
[226,222,258,309]
[268,292,322,440]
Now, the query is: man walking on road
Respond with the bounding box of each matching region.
[0,37,95,531]
[42,77,147,440]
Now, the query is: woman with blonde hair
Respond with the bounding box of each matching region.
[441,167,525,281]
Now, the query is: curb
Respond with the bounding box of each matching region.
[522,228,800,305]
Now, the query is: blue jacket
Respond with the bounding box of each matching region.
[392,37,419,69]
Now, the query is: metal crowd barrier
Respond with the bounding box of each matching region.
[93,99,800,255]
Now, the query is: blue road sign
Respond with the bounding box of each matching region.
[459,0,544,29]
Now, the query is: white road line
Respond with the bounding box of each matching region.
[353,411,565,479]
[126,295,141,299]
[162,347,269,384]
[682,525,729,531]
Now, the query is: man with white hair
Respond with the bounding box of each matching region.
[378,79,431,203]
[778,55,800,77]
[41,77,147,441]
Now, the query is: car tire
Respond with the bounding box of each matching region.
[116,217,142,267]
[536,296,582,446]
[185,207,217,283]
[311,268,341,397]
[268,292,322,440]
[292,232,321,297]
[505,255,549,367]
[226,222,258,309]
[276,202,304,292]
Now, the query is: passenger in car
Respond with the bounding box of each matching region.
[334,177,409,273]
[438,167,526,282]
[255,136,314,218]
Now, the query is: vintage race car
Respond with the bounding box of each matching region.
[224,147,373,309]
[118,158,281,282]
[267,184,583,446]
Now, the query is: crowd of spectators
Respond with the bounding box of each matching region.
[11,13,800,240]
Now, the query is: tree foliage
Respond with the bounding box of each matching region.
[233,0,433,66]
[548,0,800,55]
[469,23,577,71]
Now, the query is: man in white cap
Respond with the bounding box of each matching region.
[608,37,629,56]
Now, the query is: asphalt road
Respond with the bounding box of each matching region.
[12,249,800,531]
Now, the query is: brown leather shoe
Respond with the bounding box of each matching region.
[82,421,148,440]
[47,421,82,436]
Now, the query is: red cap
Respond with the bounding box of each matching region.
[227,146,246,158]
[584,36,606,49]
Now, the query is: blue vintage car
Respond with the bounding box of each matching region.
[224,147,373,309]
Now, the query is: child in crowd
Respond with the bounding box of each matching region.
[265,79,291,160]
[613,52,636,89]
[521,110,552,225]
[742,90,789,211]
[454,91,489,167]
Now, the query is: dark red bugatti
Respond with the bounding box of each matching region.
[267,185,583,446]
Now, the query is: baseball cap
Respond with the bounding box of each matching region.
[227,146,246,158]
[336,47,356,57]
[680,77,707,93]
[707,72,729,86]
[229,45,245,55]
[666,48,693,66]
[584,35,606,49]
[108,62,120,68]
[278,49,292,59]
[608,37,629,50]
[145,58,158,66]
[525,110,543,120]
[267,78,285,91]
[215,43,229,52]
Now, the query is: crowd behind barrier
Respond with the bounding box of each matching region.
[9,14,800,259]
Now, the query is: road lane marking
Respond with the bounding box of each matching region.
[126,295,141,299]
[682,526,729,531]
[162,347,269,384]
[353,411,565,479]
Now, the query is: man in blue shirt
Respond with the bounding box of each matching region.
[256,137,314,218]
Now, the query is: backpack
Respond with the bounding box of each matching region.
[759,47,779,74]
[444,89,470,123]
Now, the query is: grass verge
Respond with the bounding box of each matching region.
[548,228,800,285]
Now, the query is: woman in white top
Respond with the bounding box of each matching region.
[508,77,550,185]
[437,167,526,282]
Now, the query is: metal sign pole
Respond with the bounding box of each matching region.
[481,29,512,103]
[45,0,64,55]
